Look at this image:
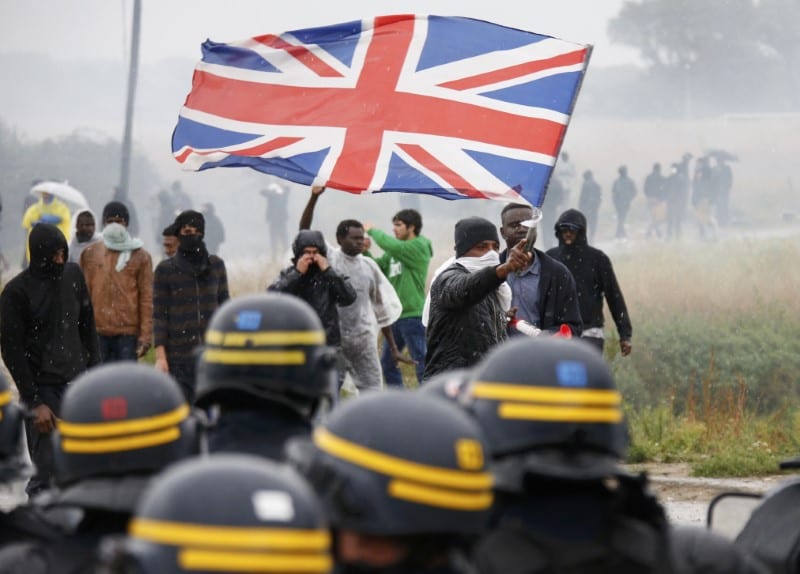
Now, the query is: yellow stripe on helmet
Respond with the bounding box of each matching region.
[130,519,331,550]
[313,428,492,490]
[57,404,189,438]
[206,330,325,347]
[388,479,493,511]
[471,382,621,406]
[0,390,11,407]
[61,426,181,454]
[178,549,332,573]
[203,349,306,366]
[498,402,623,423]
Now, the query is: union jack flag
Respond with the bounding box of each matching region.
[172,15,591,207]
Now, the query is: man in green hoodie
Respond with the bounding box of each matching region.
[365,208,432,387]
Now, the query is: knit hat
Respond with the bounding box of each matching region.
[174,210,205,236]
[454,217,499,258]
[102,201,130,225]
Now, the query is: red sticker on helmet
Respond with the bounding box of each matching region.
[101,397,128,420]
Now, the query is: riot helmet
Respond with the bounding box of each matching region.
[118,454,331,574]
[417,368,472,403]
[52,364,200,490]
[287,390,493,538]
[195,293,337,415]
[0,372,31,482]
[464,336,628,487]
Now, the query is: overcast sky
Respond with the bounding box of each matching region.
[0,0,638,67]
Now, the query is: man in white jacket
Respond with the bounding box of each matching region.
[299,186,411,391]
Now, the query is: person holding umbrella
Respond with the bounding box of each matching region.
[21,181,86,264]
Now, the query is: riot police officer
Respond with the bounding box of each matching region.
[195,292,337,459]
[0,363,200,572]
[732,476,800,573]
[0,371,62,545]
[287,390,493,574]
[101,454,332,573]
[463,336,767,574]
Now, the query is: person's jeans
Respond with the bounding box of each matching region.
[381,317,426,387]
[24,384,68,497]
[99,334,138,363]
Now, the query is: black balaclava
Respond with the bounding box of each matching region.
[174,210,209,273]
[29,223,68,280]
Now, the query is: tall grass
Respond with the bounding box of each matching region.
[611,235,800,474]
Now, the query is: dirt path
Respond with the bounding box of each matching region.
[627,463,788,526]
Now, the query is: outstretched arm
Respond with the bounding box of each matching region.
[299,186,326,230]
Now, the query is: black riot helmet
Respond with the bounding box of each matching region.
[287,390,493,537]
[0,372,32,483]
[416,368,472,403]
[52,364,200,490]
[464,336,628,488]
[195,293,337,415]
[118,454,331,574]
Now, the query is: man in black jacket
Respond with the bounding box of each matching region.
[498,203,582,337]
[0,224,100,495]
[548,208,633,355]
[269,229,357,389]
[423,216,529,380]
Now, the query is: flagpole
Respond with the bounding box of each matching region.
[119,0,141,202]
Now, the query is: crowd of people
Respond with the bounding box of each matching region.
[0,173,779,573]
[542,151,736,247]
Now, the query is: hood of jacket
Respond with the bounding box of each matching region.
[29,223,68,279]
[291,230,327,262]
[554,209,588,246]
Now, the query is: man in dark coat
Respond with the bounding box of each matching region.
[578,170,602,242]
[268,230,357,388]
[612,165,637,239]
[499,203,582,337]
[423,216,529,380]
[153,210,229,402]
[201,202,226,255]
[548,208,633,356]
[0,224,100,495]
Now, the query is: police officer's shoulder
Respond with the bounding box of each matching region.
[669,526,770,574]
[0,543,48,574]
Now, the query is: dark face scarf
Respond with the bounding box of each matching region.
[29,223,68,280]
[177,234,210,275]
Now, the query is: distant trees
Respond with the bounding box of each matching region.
[607,0,800,116]
[0,121,160,261]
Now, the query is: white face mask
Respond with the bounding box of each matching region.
[457,250,500,271]
[102,222,128,243]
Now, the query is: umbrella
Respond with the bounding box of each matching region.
[705,149,739,162]
[30,181,88,208]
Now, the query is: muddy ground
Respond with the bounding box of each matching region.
[628,462,789,527]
